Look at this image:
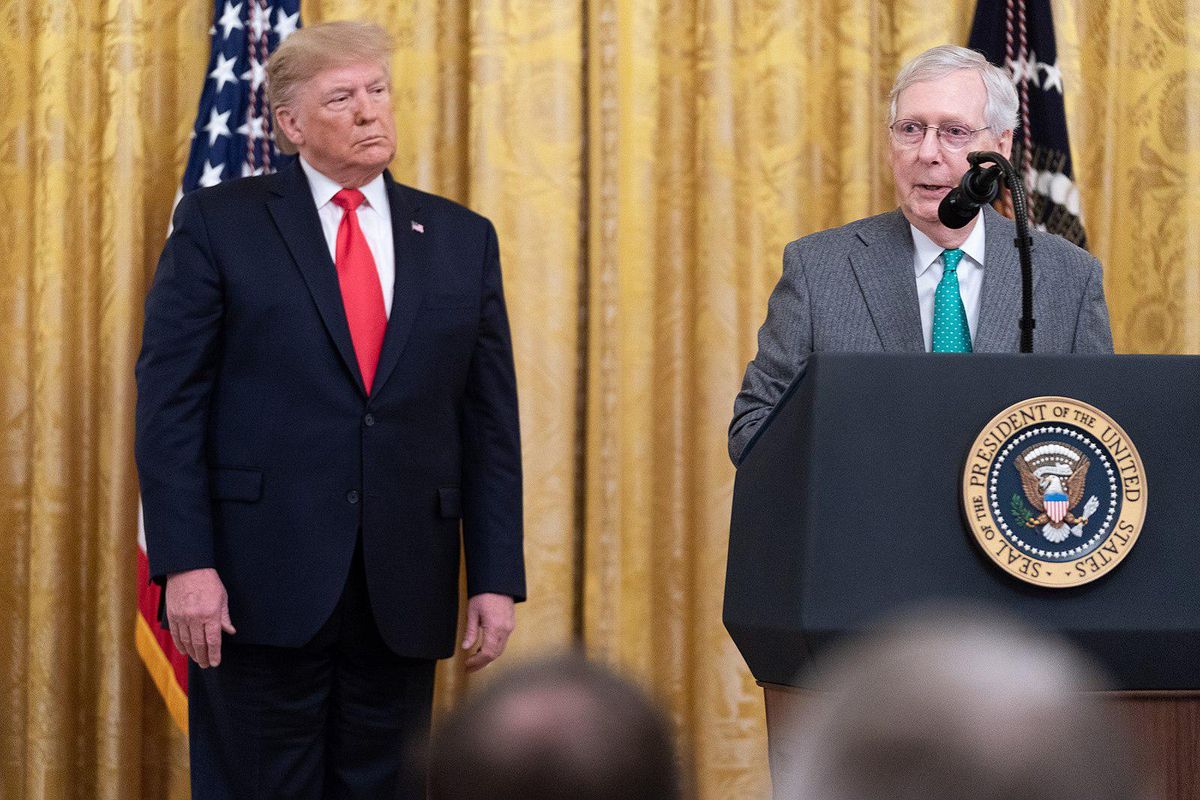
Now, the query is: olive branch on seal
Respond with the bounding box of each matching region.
[1010,493,1033,527]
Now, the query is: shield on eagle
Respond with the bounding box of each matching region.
[1015,442,1091,538]
[1045,491,1069,524]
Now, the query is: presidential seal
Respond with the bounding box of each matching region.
[962,397,1147,588]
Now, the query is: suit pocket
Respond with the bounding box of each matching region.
[209,467,263,502]
[438,487,462,519]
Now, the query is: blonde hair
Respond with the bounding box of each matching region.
[266,20,394,154]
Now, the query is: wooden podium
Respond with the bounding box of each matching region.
[725,354,1200,799]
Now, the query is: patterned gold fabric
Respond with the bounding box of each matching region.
[1055,0,1200,352]
[2,1,1198,798]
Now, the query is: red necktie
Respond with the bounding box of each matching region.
[331,188,387,394]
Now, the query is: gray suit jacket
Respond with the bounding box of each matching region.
[728,205,1114,464]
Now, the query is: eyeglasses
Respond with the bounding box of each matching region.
[889,119,991,151]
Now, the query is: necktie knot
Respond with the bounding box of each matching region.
[942,248,964,272]
[332,188,366,212]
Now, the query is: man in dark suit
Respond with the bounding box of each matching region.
[135,20,524,799]
[729,45,1113,465]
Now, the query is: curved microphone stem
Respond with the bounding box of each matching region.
[969,151,1035,353]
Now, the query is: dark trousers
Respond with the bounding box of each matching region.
[188,542,437,799]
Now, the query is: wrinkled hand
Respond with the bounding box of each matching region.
[165,567,236,668]
[462,593,515,672]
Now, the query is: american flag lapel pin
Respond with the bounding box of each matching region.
[411,220,424,233]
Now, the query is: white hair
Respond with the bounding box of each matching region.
[888,45,1019,133]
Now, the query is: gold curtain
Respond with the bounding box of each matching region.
[2,1,1198,798]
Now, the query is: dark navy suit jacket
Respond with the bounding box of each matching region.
[135,162,525,660]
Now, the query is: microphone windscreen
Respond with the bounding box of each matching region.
[938,189,978,229]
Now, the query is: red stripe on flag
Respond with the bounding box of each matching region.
[137,547,189,731]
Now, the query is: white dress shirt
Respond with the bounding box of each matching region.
[300,156,395,317]
[912,214,986,352]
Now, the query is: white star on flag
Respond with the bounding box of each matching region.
[203,107,232,146]
[241,58,266,93]
[209,52,239,93]
[198,160,225,187]
[217,2,244,39]
[1012,51,1041,88]
[249,3,271,38]
[1039,60,1063,94]
[1024,50,1041,87]
[1009,50,1041,88]
[274,9,300,41]
[237,115,266,140]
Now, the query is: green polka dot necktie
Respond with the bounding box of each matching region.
[931,248,972,353]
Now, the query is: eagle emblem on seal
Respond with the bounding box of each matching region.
[1014,442,1101,544]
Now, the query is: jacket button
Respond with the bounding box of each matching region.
[364,413,375,427]
[346,490,360,504]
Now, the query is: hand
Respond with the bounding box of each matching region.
[462,593,515,672]
[165,567,236,669]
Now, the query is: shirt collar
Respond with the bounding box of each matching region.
[911,212,987,277]
[299,156,388,214]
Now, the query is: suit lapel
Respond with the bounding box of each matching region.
[974,206,1028,352]
[848,210,925,353]
[368,173,428,398]
[266,162,366,395]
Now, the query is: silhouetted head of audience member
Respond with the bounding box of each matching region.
[428,654,684,800]
[779,605,1145,800]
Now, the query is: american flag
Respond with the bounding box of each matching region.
[182,0,301,192]
[968,0,1088,248]
[136,0,301,734]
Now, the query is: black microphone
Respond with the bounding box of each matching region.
[931,150,1037,352]
[937,155,1004,229]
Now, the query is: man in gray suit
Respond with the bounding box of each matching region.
[729,45,1113,464]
